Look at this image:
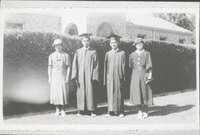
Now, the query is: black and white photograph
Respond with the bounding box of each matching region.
[0,1,199,134]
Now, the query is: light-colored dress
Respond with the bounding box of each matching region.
[48,51,71,105]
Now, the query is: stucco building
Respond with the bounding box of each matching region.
[5,13,61,32]
[4,13,193,45]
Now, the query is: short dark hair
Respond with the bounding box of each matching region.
[82,36,90,40]
[110,37,120,42]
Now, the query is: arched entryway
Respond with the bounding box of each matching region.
[97,22,114,37]
[64,23,78,36]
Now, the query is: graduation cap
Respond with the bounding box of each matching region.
[106,34,122,41]
[79,33,92,39]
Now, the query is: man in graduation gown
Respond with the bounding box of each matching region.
[71,33,99,117]
[104,34,126,118]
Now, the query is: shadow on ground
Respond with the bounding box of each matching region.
[96,104,195,117]
[148,104,195,116]
[4,102,194,119]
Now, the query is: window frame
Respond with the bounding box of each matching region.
[137,34,147,39]
[6,22,24,30]
[159,36,167,41]
[179,38,185,44]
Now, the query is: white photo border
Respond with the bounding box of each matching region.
[0,1,199,131]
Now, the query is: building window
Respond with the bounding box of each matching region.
[160,36,167,41]
[6,23,23,30]
[179,39,185,44]
[97,22,114,37]
[137,34,146,39]
[64,23,78,36]
[68,27,77,36]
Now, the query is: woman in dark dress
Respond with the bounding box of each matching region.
[129,38,153,119]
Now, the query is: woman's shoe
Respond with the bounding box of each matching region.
[61,110,66,116]
[143,112,148,119]
[114,112,118,115]
[137,110,143,119]
[91,113,96,117]
[119,113,125,118]
[55,110,60,116]
[105,113,111,117]
[76,111,81,117]
[76,113,81,117]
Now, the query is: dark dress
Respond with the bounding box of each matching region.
[129,50,153,106]
[71,47,99,111]
[104,49,126,112]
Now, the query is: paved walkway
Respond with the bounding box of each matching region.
[3,90,198,125]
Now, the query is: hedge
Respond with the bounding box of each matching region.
[3,31,196,115]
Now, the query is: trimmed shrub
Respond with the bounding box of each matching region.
[3,31,196,115]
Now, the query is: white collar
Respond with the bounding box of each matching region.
[55,51,62,54]
[136,49,145,54]
[83,47,90,50]
[112,48,119,52]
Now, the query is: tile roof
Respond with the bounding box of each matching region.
[127,14,193,34]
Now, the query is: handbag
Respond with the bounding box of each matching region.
[144,72,154,84]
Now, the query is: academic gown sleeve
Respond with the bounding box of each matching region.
[129,53,133,68]
[92,51,99,81]
[121,52,126,82]
[65,54,71,66]
[103,52,108,86]
[71,51,78,80]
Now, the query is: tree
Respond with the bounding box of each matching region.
[152,13,196,44]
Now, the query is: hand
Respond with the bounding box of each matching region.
[65,78,69,83]
[146,79,150,84]
[146,78,153,84]
[148,77,152,80]
[148,73,152,80]
[48,79,52,84]
[76,80,80,88]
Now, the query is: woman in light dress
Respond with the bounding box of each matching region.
[48,39,71,116]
